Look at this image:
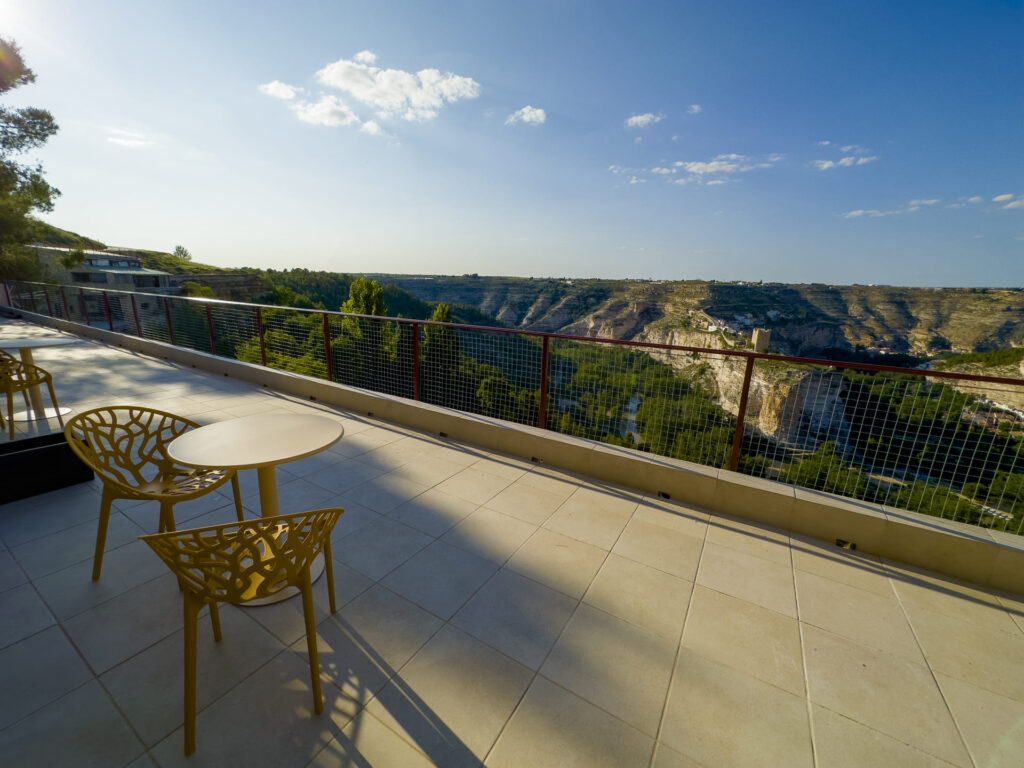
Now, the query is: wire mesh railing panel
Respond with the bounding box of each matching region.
[257,307,328,380]
[165,295,213,354]
[419,325,541,425]
[326,313,414,398]
[208,304,260,363]
[734,361,1024,533]
[135,295,173,344]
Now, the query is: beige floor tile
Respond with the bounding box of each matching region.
[62,572,184,674]
[704,514,792,565]
[486,677,654,768]
[388,488,479,537]
[907,606,1024,702]
[682,586,804,696]
[660,648,812,768]
[543,487,637,550]
[100,607,286,746]
[695,542,796,618]
[0,680,143,768]
[612,516,705,581]
[506,528,608,599]
[517,468,583,499]
[366,625,533,766]
[303,458,388,495]
[802,625,971,766]
[484,480,572,525]
[11,511,143,580]
[541,603,677,735]
[452,568,577,670]
[435,467,515,505]
[389,455,468,487]
[584,553,692,640]
[441,507,537,564]
[0,582,55,649]
[345,472,431,514]
[0,550,26,592]
[0,625,92,730]
[0,483,101,547]
[790,535,892,596]
[795,569,923,661]
[936,672,1024,768]
[470,455,532,481]
[332,516,433,581]
[811,704,961,768]
[633,496,710,537]
[295,585,443,704]
[312,709,436,768]
[381,541,497,620]
[149,652,356,767]
[651,743,706,768]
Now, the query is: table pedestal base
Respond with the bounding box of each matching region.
[12,406,72,422]
[242,552,327,607]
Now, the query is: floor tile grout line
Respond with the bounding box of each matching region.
[790,534,821,768]
[888,574,979,768]
[648,506,711,768]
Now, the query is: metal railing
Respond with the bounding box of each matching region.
[5,280,1024,534]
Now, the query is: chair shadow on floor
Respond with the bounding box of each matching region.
[310,616,480,768]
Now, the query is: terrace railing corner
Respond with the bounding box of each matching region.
[6,279,1024,536]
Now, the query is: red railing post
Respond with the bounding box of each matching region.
[538,335,550,429]
[163,297,176,345]
[728,356,756,472]
[130,294,142,336]
[205,304,217,355]
[256,306,267,366]
[412,321,421,401]
[80,289,90,326]
[322,312,334,382]
[59,287,69,319]
[102,291,114,330]
[44,288,53,317]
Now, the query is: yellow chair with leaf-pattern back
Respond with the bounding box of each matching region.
[140,508,344,755]
[64,406,244,580]
[0,354,64,439]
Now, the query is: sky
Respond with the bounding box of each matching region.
[3,0,1023,286]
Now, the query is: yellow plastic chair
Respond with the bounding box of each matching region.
[64,406,245,580]
[140,508,344,756]
[0,356,65,439]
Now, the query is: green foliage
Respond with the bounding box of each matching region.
[341,277,387,316]
[935,348,1024,369]
[0,37,59,281]
[180,281,215,298]
[29,220,105,249]
[779,442,870,499]
[57,248,85,270]
[172,245,192,262]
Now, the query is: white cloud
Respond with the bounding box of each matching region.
[706,179,725,185]
[687,104,702,115]
[837,156,856,167]
[625,113,662,128]
[672,153,779,180]
[909,198,940,206]
[608,164,627,174]
[815,150,876,170]
[634,136,643,143]
[505,105,546,125]
[258,80,301,100]
[993,193,1015,202]
[106,128,154,148]
[650,167,675,174]
[291,95,361,127]
[967,196,983,203]
[856,156,877,165]
[814,160,835,170]
[360,120,384,136]
[843,209,902,218]
[817,140,831,146]
[628,176,646,184]
[1003,197,1024,210]
[315,52,480,122]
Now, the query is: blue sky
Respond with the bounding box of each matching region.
[5,0,1023,285]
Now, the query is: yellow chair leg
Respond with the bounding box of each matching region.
[5,390,13,440]
[45,379,64,429]
[300,571,323,715]
[208,601,222,642]
[183,591,201,757]
[159,501,176,533]
[230,473,244,522]
[324,539,337,614]
[92,487,115,581]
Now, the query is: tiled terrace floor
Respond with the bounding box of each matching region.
[2,318,1024,768]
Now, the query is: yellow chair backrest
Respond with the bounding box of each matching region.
[140,509,344,604]
[64,406,200,491]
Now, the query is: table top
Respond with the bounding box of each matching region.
[0,337,75,350]
[167,413,344,470]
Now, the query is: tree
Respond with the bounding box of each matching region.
[57,248,85,270]
[0,38,60,280]
[173,245,192,262]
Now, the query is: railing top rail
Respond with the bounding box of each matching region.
[8,279,1024,388]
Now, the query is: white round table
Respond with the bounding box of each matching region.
[167,413,344,605]
[0,337,75,421]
